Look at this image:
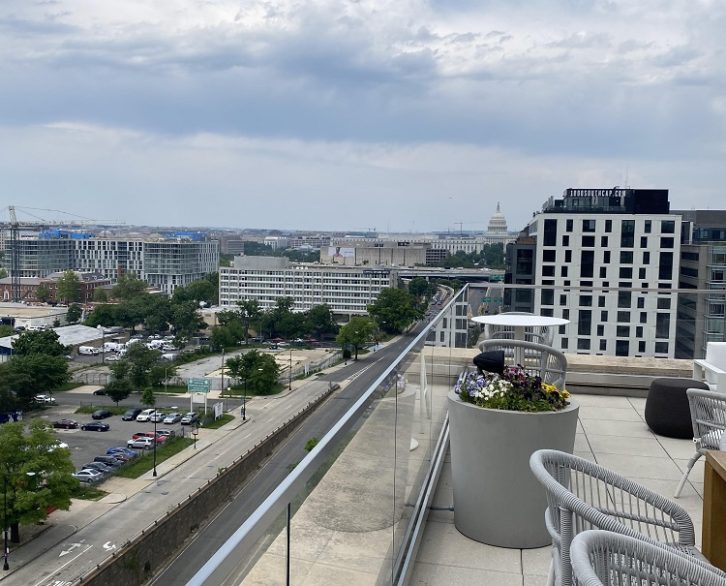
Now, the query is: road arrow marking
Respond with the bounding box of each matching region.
[103,541,117,551]
[58,543,82,557]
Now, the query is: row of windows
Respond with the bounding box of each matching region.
[561,338,670,356]
[558,218,676,235]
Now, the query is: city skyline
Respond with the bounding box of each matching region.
[1,0,725,231]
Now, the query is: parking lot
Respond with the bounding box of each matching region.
[43,408,195,472]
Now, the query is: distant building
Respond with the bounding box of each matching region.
[0,272,111,303]
[219,256,398,317]
[506,188,681,358]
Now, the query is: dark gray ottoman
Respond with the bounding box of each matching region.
[645,378,710,438]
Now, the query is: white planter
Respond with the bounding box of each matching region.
[448,390,579,548]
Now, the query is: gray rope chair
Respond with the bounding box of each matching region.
[674,387,726,498]
[529,449,720,586]
[571,530,726,586]
[478,339,567,389]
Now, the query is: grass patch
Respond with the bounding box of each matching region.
[221,382,284,397]
[75,405,128,415]
[57,382,83,392]
[115,437,194,479]
[72,485,108,501]
[201,413,234,429]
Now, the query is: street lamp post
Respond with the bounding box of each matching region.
[192,424,199,449]
[288,348,292,390]
[220,348,225,394]
[3,473,8,571]
[242,379,247,421]
[152,414,158,478]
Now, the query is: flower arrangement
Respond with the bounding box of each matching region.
[454,366,570,412]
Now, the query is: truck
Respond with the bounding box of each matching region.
[78,346,101,355]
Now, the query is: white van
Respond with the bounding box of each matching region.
[78,346,100,355]
[103,341,124,353]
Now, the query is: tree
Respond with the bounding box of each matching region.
[84,304,119,328]
[0,268,7,279]
[0,324,13,337]
[66,304,82,324]
[236,299,261,344]
[92,288,109,302]
[169,301,204,341]
[104,378,133,405]
[141,295,172,334]
[35,283,51,303]
[228,350,279,395]
[56,270,81,303]
[0,420,77,542]
[124,344,164,390]
[337,316,376,360]
[4,355,69,407]
[306,304,339,339]
[12,330,67,357]
[367,288,418,334]
[172,275,218,306]
[112,274,147,301]
[408,277,432,300]
[141,387,156,408]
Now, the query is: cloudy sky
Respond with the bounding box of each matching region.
[1,0,724,233]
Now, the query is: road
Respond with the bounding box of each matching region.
[2,329,421,586]
[151,337,414,584]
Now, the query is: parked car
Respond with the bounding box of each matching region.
[131,431,166,443]
[91,409,112,420]
[180,412,200,425]
[136,409,157,422]
[73,469,103,484]
[150,411,166,423]
[82,462,113,475]
[53,419,79,429]
[81,421,110,432]
[34,394,57,405]
[122,408,142,421]
[93,455,123,467]
[92,389,106,396]
[163,412,181,424]
[127,437,154,449]
[156,428,176,438]
[106,447,138,458]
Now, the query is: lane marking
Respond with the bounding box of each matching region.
[35,545,93,586]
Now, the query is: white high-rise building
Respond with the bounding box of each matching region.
[523,188,681,358]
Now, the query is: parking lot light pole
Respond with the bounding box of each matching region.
[152,415,158,478]
[242,379,247,421]
[288,348,292,390]
[3,473,9,571]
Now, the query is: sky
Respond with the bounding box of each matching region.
[1,0,725,233]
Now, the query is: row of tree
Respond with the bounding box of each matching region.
[428,243,506,270]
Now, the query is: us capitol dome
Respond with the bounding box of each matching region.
[482,202,514,244]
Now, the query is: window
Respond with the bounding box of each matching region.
[637,297,645,309]
[621,220,635,247]
[543,219,557,246]
[543,250,556,262]
[582,235,595,247]
[562,235,569,246]
[601,310,608,320]
[541,289,554,305]
[640,312,647,324]
[616,340,630,356]
[644,220,652,233]
[619,267,633,279]
[577,338,591,350]
[579,295,593,307]
[599,339,607,351]
[599,267,607,278]
[657,297,671,310]
[655,341,669,354]
[605,219,612,232]
[542,265,555,276]
[639,268,646,279]
[598,296,605,307]
[640,236,648,248]
[601,236,608,247]
[562,309,570,319]
[617,311,630,322]
[581,250,594,278]
[660,237,674,249]
[596,325,604,336]
[617,325,630,337]
[560,294,567,305]
[618,291,631,308]
[561,266,568,277]
[560,338,568,349]
[659,251,673,280]
[636,326,643,337]
[579,310,592,336]
[583,219,596,232]
[620,251,634,264]
[638,341,646,353]
[604,251,611,263]
[656,313,670,338]
[643,251,650,263]
[566,219,573,232]
[661,220,675,233]
[565,250,572,262]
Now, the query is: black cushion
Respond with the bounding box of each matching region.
[645,378,710,439]
[473,350,505,375]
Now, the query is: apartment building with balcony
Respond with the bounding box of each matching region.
[218,255,398,316]
[506,188,682,358]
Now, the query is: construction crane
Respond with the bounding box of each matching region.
[1,205,124,302]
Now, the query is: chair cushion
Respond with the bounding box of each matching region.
[645,378,709,439]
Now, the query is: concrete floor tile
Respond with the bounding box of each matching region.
[416,519,522,573]
[579,419,653,438]
[586,435,668,458]
[595,454,683,480]
[572,395,633,408]
[656,437,699,460]
[524,574,551,586]
[521,546,552,577]
[578,406,643,422]
[411,563,524,586]
[674,458,705,484]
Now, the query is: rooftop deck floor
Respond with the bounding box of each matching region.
[411,393,705,585]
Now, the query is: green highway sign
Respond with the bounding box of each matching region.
[187,378,210,393]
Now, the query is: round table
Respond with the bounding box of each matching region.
[471,314,570,363]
